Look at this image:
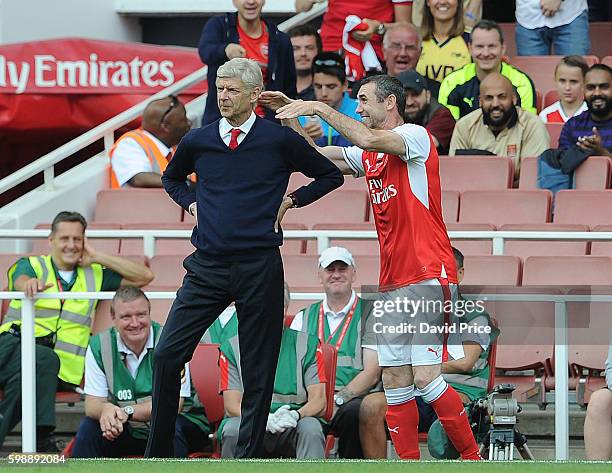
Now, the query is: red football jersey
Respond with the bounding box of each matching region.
[343,124,457,291]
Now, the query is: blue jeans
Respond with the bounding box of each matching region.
[515,9,591,55]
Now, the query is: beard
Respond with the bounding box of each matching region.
[404,106,428,125]
[586,95,612,118]
[482,105,517,128]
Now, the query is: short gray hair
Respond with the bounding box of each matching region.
[383,22,422,49]
[217,58,263,90]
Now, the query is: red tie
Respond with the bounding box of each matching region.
[229,128,241,150]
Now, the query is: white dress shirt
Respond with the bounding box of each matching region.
[218,112,257,146]
[291,291,357,334]
[111,130,171,187]
[84,327,190,398]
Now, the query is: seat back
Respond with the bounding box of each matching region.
[518,156,538,189]
[500,223,589,259]
[310,222,378,256]
[283,190,369,227]
[590,225,612,256]
[546,123,564,148]
[523,256,612,286]
[554,190,612,228]
[543,90,560,109]
[439,156,513,192]
[446,223,495,256]
[148,255,185,288]
[442,190,460,223]
[459,190,551,226]
[320,343,338,422]
[94,189,183,224]
[461,256,522,286]
[191,344,225,425]
[573,156,611,190]
[120,222,194,256]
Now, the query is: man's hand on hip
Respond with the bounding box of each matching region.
[275,196,294,233]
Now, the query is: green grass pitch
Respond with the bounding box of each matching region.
[2,459,612,473]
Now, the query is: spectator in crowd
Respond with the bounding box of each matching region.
[295,0,412,63]
[219,284,327,458]
[0,212,153,452]
[540,56,588,124]
[416,0,471,89]
[412,0,483,32]
[439,20,537,120]
[290,247,382,458]
[289,25,322,101]
[298,53,361,147]
[72,287,208,457]
[398,69,456,154]
[359,247,498,459]
[198,0,296,125]
[515,0,590,56]
[449,73,550,179]
[382,22,442,97]
[584,330,612,460]
[558,64,612,157]
[109,96,192,188]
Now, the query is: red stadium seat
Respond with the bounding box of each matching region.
[543,90,560,109]
[439,156,513,192]
[94,189,183,224]
[509,55,598,96]
[518,156,538,189]
[590,23,612,59]
[500,223,589,259]
[442,190,460,223]
[554,190,612,228]
[498,24,517,57]
[309,222,378,256]
[120,222,194,256]
[536,89,542,113]
[446,223,495,256]
[0,253,28,292]
[148,255,186,288]
[283,190,369,227]
[281,223,308,255]
[546,123,564,148]
[590,225,612,256]
[461,255,522,285]
[523,256,612,286]
[459,190,551,226]
[32,223,121,255]
[288,172,364,192]
[574,156,611,190]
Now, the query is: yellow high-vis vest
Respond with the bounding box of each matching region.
[1,255,103,385]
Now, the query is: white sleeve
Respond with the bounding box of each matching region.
[111,137,155,186]
[180,363,191,398]
[392,124,432,164]
[289,310,304,331]
[83,347,110,398]
[341,146,366,178]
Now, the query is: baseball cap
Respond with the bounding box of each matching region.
[318,246,355,269]
[396,70,428,93]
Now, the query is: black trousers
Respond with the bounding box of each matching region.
[325,397,364,459]
[144,248,285,458]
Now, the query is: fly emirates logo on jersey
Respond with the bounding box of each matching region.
[365,153,398,205]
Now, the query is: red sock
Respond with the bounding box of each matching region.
[386,399,420,460]
[431,386,482,460]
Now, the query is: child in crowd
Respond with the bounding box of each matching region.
[539,55,588,124]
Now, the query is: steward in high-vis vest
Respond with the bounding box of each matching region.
[72,287,208,458]
[109,95,191,188]
[219,327,327,459]
[0,212,153,452]
[289,247,382,459]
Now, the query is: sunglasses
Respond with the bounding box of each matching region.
[314,58,344,68]
[160,95,179,125]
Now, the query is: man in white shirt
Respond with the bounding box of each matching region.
[515,0,590,56]
[71,286,208,458]
[109,95,192,188]
[290,247,382,458]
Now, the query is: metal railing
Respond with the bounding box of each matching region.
[6,289,601,460]
[3,229,612,258]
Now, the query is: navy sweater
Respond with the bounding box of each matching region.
[162,117,344,255]
[198,13,297,125]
